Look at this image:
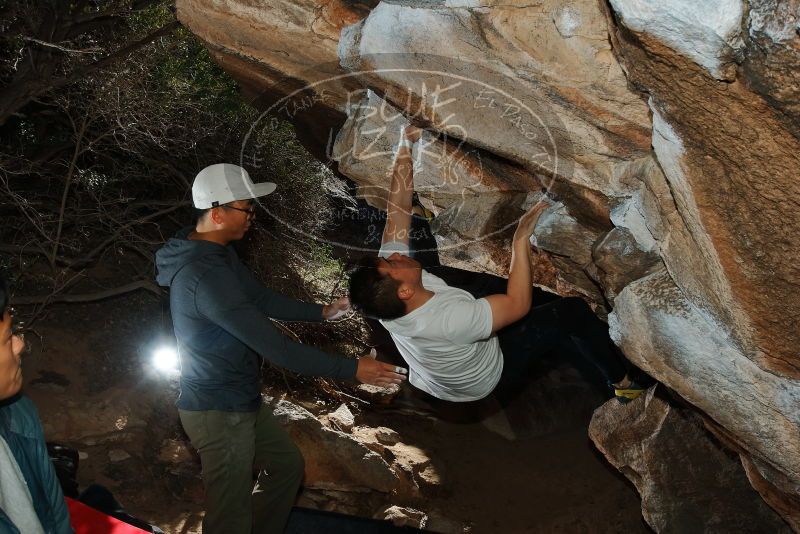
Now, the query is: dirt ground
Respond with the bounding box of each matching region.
[19,294,649,533]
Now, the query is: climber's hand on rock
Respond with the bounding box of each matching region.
[513,200,550,242]
[322,296,350,320]
[356,349,408,387]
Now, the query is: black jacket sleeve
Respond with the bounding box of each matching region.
[233,253,324,322]
[196,266,356,379]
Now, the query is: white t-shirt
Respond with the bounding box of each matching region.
[379,242,503,401]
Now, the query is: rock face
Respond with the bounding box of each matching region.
[589,386,791,532]
[272,398,441,499]
[272,399,401,493]
[177,0,800,527]
[607,0,746,80]
[609,269,800,529]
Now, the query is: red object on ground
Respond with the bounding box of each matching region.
[66,497,149,534]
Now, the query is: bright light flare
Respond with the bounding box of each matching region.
[152,346,180,375]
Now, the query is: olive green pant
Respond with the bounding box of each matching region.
[179,403,305,534]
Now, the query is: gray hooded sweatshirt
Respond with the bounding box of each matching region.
[155,228,357,412]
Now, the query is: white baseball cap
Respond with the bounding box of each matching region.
[192,163,276,209]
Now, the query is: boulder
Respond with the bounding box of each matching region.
[535,202,606,303]
[741,1,800,138]
[325,403,355,432]
[332,91,543,211]
[272,399,403,493]
[158,439,195,464]
[175,0,371,161]
[350,425,441,495]
[609,269,800,526]
[739,454,800,530]
[176,0,367,108]
[589,386,791,532]
[590,227,661,301]
[332,90,607,301]
[374,505,428,529]
[331,90,542,257]
[605,0,800,379]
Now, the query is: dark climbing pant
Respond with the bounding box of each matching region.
[495,296,629,405]
[179,402,305,534]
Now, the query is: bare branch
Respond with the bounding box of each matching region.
[66,202,190,267]
[13,280,161,305]
[53,20,181,93]
[21,37,102,55]
[51,112,90,267]
[0,244,51,259]
[0,173,55,246]
[0,19,180,125]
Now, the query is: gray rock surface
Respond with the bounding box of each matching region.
[326,403,355,432]
[590,386,791,533]
[609,270,800,524]
[375,505,428,529]
[608,0,745,79]
[591,226,661,301]
[272,399,402,493]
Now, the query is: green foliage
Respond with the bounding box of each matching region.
[142,25,246,122]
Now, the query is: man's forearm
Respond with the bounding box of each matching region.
[505,236,533,315]
[382,141,414,244]
[237,262,324,321]
[390,145,413,209]
[486,202,546,332]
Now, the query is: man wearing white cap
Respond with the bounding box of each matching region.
[156,163,406,534]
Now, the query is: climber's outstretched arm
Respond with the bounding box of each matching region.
[485,201,549,333]
[382,125,422,247]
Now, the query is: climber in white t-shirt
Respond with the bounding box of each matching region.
[349,124,647,404]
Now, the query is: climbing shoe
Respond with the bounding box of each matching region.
[411,192,435,223]
[614,381,647,404]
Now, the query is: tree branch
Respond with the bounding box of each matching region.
[13,280,161,305]
[54,20,181,92]
[21,36,102,55]
[0,244,51,259]
[67,201,190,267]
[0,19,181,125]
[51,111,90,267]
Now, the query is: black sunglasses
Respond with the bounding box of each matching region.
[222,204,257,218]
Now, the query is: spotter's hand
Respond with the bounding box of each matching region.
[355,348,408,387]
[322,296,351,320]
